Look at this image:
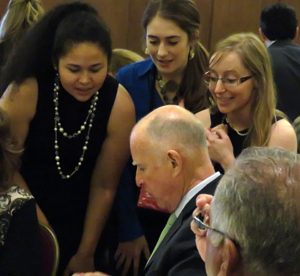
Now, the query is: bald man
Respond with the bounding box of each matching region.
[75,106,221,276]
[130,105,221,276]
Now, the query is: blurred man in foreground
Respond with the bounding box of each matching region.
[191,147,300,276]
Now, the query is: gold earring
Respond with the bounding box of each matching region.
[189,47,195,60]
[145,48,149,55]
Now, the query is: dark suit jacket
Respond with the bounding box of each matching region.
[141,175,221,276]
[268,40,300,122]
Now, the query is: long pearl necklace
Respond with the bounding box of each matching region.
[53,80,99,179]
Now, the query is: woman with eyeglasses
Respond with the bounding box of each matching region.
[196,32,297,173]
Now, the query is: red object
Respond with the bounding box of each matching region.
[39,222,59,276]
[137,185,170,213]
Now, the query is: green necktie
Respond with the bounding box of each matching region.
[146,212,177,266]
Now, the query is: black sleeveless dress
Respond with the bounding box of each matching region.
[20,74,118,275]
[210,111,281,174]
[210,111,248,174]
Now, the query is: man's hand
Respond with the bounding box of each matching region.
[63,252,95,276]
[196,194,214,210]
[114,235,150,276]
[190,194,214,261]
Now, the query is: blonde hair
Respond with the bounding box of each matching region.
[109,48,144,76]
[210,33,285,147]
[0,0,44,43]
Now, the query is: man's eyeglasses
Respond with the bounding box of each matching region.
[193,209,240,248]
[203,71,253,87]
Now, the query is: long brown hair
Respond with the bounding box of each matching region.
[142,0,210,114]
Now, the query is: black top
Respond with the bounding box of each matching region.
[0,186,42,276]
[20,74,118,273]
[210,111,248,174]
[210,111,281,174]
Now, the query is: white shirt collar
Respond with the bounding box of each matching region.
[265,40,276,48]
[174,172,221,217]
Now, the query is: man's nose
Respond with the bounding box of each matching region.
[135,173,144,187]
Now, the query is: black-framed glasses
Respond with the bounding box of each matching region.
[193,209,240,248]
[203,71,253,87]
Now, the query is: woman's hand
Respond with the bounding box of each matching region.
[115,236,150,276]
[63,252,94,276]
[205,125,235,171]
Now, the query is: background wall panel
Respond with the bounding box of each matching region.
[197,0,214,50]
[210,0,277,49]
[126,0,148,54]
[0,0,299,54]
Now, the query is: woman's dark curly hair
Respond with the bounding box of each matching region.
[0,1,112,94]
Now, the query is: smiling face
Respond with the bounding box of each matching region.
[146,16,192,78]
[57,42,108,102]
[208,51,256,118]
[130,130,184,213]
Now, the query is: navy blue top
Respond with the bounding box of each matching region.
[117,58,164,121]
[116,59,170,252]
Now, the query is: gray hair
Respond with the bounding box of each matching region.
[211,147,300,276]
[145,110,207,158]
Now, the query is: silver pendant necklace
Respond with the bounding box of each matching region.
[224,117,249,136]
[53,79,99,179]
[156,73,179,105]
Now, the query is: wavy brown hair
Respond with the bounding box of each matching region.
[142,0,210,113]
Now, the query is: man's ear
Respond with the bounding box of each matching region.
[259,27,267,42]
[294,27,299,41]
[220,238,241,276]
[167,150,182,176]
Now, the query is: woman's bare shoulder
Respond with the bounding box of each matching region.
[269,118,297,152]
[195,108,211,128]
